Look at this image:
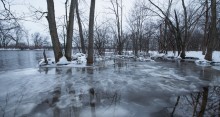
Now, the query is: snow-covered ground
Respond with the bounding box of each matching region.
[149,51,220,68]
[164,51,220,62]
[37,51,220,69]
[149,51,220,61]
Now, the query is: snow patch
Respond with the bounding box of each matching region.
[38,53,88,68]
[57,56,69,65]
[38,58,55,66]
[195,60,212,67]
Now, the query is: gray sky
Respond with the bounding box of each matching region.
[1,0,190,40]
[3,0,135,37]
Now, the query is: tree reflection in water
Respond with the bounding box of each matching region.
[27,67,122,117]
[170,86,220,117]
[27,62,220,117]
[89,88,96,117]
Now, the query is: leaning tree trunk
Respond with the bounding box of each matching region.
[46,0,62,62]
[205,0,216,61]
[76,0,86,54]
[87,0,96,65]
[65,0,76,61]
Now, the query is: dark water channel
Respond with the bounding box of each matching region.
[0,51,220,117]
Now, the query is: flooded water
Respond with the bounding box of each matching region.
[0,50,54,71]
[0,51,220,117]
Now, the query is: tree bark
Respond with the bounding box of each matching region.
[202,0,209,55]
[174,10,182,56]
[65,0,76,61]
[164,17,170,54]
[205,0,216,61]
[43,49,48,64]
[110,0,123,55]
[180,0,187,59]
[87,0,96,65]
[76,0,86,54]
[46,0,62,62]
[116,0,123,55]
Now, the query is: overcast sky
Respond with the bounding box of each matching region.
[1,0,190,38]
[2,0,135,37]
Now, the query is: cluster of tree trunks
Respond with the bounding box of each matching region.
[204,0,216,61]
[44,0,217,62]
[148,0,217,60]
[46,0,96,64]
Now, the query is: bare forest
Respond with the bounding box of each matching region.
[0,0,219,62]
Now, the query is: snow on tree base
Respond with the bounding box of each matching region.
[38,53,88,68]
[38,58,55,66]
[57,56,69,65]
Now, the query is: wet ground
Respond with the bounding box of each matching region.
[0,59,220,117]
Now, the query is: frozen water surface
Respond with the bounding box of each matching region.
[0,60,220,117]
[1,51,220,117]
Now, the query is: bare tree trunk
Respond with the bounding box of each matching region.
[63,0,68,49]
[87,0,96,65]
[164,18,168,54]
[134,33,138,56]
[159,24,163,52]
[76,0,86,54]
[65,0,68,26]
[174,10,182,56]
[46,0,62,62]
[202,0,209,55]
[116,0,122,55]
[180,0,187,59]
[110,0,123,55]
[43,49,48,64]
[63,25,66,49]
[120,0,123,53]
[205,0,216,61]
[65,0,76,61]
